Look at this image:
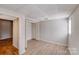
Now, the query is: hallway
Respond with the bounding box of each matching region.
[24,40,70,55]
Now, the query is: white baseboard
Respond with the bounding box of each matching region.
[68,47,78,55]
[68,47,72,55]
[19,49,26,55]
[0,37,11,40]
[41,39,67,46]
[0,34,11,40]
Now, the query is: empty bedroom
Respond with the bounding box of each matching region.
[0,4,79,55]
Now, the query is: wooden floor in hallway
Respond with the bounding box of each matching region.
[24,40,70,55]
[0,38,18,55]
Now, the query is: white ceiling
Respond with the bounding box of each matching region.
[0,4,78,22]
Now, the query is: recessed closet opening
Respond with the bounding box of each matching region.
[0,19,13,40]
[0,19,18,55]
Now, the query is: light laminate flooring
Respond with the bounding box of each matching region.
[24,40,70,55]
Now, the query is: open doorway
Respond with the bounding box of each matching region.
[0,19,18,55]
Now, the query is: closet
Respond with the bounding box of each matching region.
[0,19,13,40]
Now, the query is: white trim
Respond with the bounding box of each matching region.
[19,49,26,55]
[68,47,78,55]
[68,47,72,55]
[41,39,67,46]
[0,34,11,40]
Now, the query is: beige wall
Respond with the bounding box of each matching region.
[26,20,32,40]
[32,23,36,39]
[13,19,19,48]
[69,6,79,55]
[18,16,26,54]
[25,20,32,48]
[32,19,68,46]
[32,23,40,40]
[0,8,26,54]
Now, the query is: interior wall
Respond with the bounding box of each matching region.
[0,7,26,55]
[13,19,19,48]
[33,19,68,46]
[32,23,40,40]
[32,23,36,39]
[69,6,79,55]
[0,20,12,40]
[26,20,32,40]
[13,17,26,55]
[19,16,26,54]
[25,20,32,48]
